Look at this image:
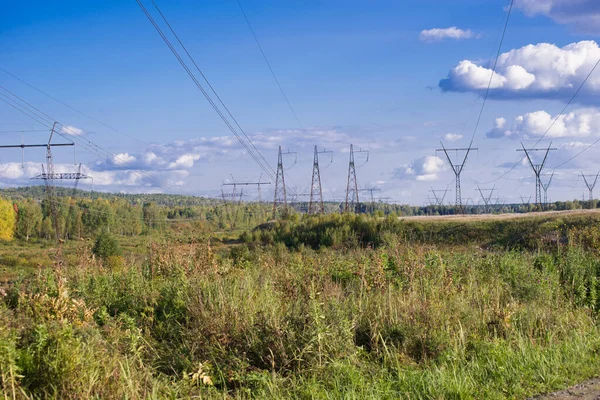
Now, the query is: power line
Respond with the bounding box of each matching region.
[517,143,556,210]
[436,143,478,213]
[0,86,193,194]
[137,0,275,183]
[0,67,149,145]
[150,0,275,178]
[479,55,600,185]
[235,0,307,134]
[467,0,514,147]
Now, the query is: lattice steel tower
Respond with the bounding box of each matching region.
[437,142,477,214]
[517,142,556,210]
[272,146,287,217]
[308,146,323,214]
[308,146,333,214]
[581,172,600,202]
[345,144,359,212]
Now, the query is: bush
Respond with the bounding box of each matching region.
[92,231,122,260]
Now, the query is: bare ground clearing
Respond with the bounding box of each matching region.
[530,378,600,400]
[399,208,600,222]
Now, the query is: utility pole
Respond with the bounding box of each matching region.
[581,171,600,202]
[429,187,450,206]
[308,146,333,214]
[345,144,368,213]
[436,143,478,214]
[517,142,556,211]
[475,185,496,214]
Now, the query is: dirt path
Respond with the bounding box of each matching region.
[399,208,600,222]
[530,378,600,399]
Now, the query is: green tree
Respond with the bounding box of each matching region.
[82,199,115,235]
[15,199,42,241]
[143,202,166,231]
[92,230,122,259]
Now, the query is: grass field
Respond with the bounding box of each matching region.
[1,210,600,398]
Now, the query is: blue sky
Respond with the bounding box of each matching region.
[2,0,600,205]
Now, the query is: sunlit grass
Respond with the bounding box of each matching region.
[1,218,600,398]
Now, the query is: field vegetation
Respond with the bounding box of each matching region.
[1,196,600,398]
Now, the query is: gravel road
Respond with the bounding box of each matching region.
[530,378,600,400]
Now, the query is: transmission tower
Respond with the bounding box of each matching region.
[475,185,496,213]
[436,143,477,214]
[0,122,79,241]
[378,196,393,214]
[517,143,556,210]
[308,146,333,214]
[344,144,368,213]
[221,187,245,229]
[520,195,532,206]
[581,171,600,202]
[429,187,450,206]
[282,149,297,169]
[272,146,288,217]
[541,172,554,206]
[223,176,271,203]
[359,188,381,213]
[31,163,91,183]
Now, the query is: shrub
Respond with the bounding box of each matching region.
[92,231,122,260]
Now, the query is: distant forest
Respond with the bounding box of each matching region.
[0,186,598,242]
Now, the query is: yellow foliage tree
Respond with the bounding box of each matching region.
[0,197,16,241]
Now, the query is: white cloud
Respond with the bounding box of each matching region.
[0,160,191,193]
[515,0,600,33]
[0,162,40,180]
[487,108,600,139]
[60,125,84,136]
[167,153,201,169]
[440,40,600,102]
[0,126,398,196]
[393,156,446,181]
[444,133,464,142]
[560,141,591,148]
[420,27,478,42]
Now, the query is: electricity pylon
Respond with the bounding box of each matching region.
[436,142,477,214]
[378,196,393,214]
[541,172,554,206]
[273,146,287,218]
[581,171,600,201]
[359,188,381,213]
[223,176,271,203]
[517,142,556,210]
[344,144,368,213]
[0,122,78,241]
[308,146,333,214]
[475,185,496,213]
[429,187,450,206]
[221,188,244,229]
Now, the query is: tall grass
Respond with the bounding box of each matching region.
[1,234,600,398]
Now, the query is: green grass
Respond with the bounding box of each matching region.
[2,218,600,398]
